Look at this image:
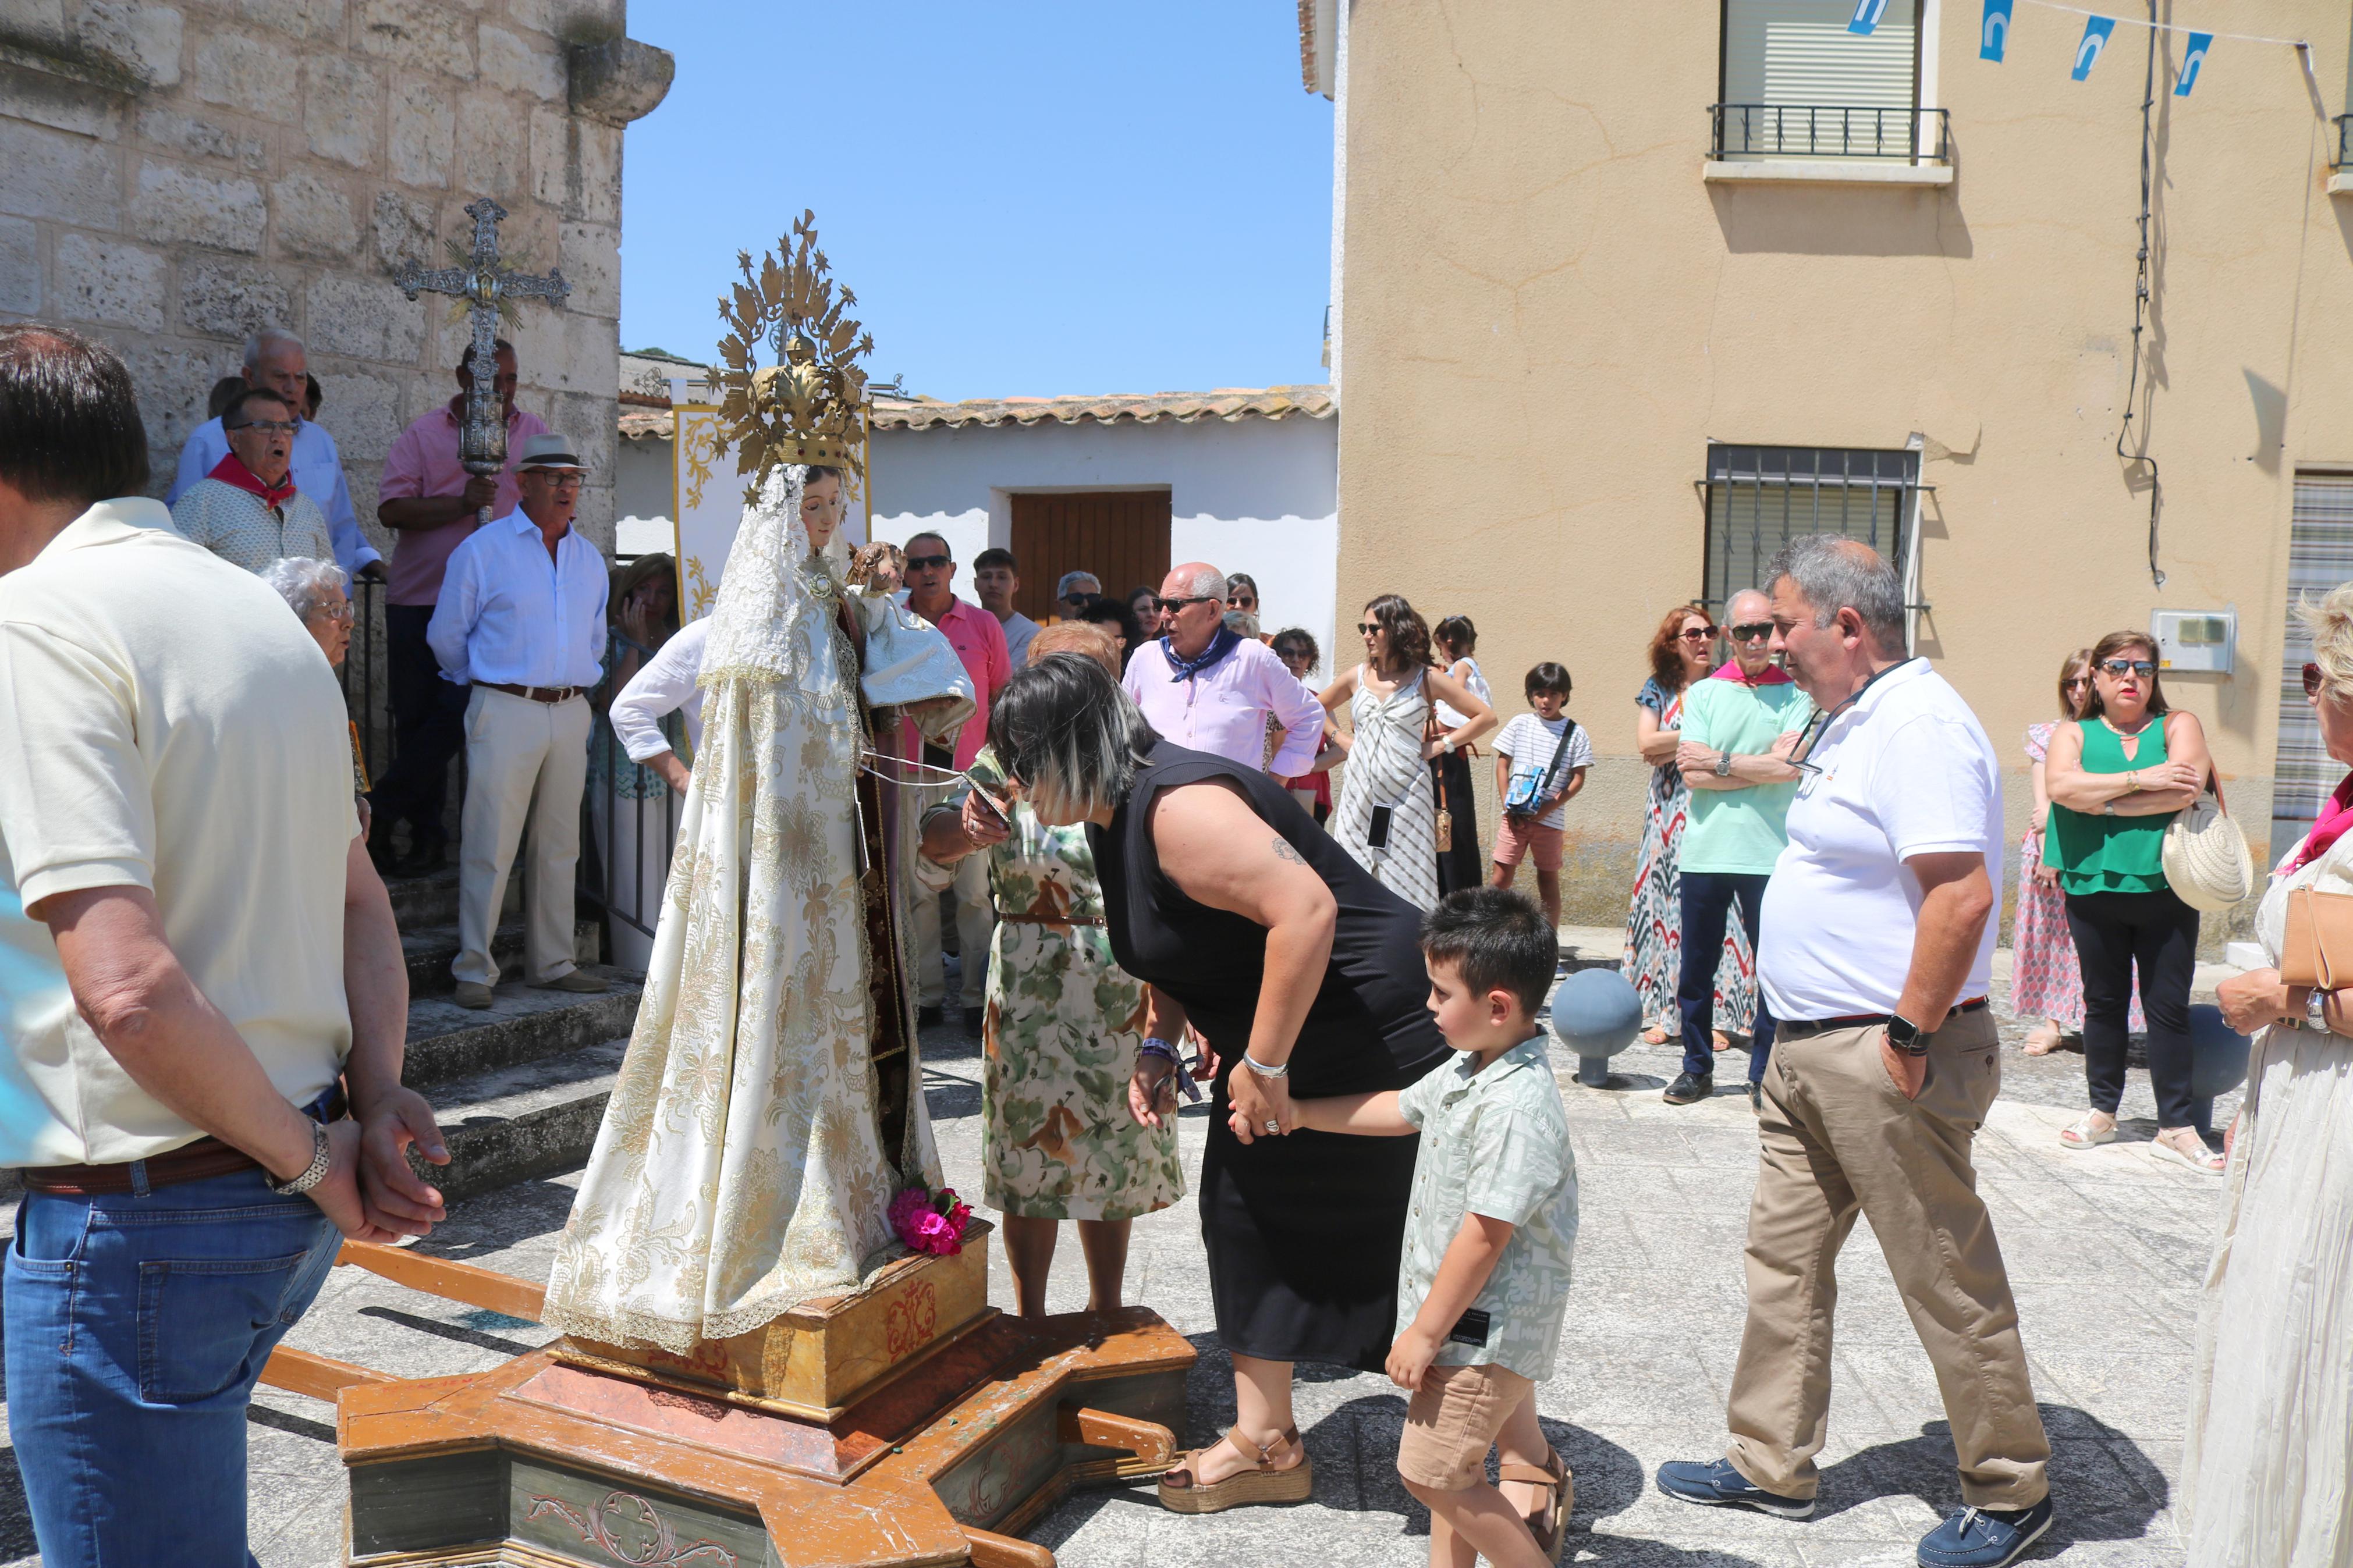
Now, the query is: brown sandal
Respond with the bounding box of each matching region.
[1157,1427,1314,1513]
[1500,1449,1573,1562]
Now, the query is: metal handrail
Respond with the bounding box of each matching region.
[1709,103,1949,162]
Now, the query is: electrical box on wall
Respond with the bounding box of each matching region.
[2150,609,2235,674]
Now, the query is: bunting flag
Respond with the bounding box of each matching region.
[1981,0,2014,61]
[2072,15,2116,80]
[2175,31,2213,95]
[1848,0,1890,35]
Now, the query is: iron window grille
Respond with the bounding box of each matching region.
[2335,113,2351,170]
[1701,445,1926,652]
[1709,103,1949,161]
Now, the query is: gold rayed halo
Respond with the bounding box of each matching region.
[714,209,873,500]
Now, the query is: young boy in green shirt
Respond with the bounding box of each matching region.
[1294,887,1580,1568]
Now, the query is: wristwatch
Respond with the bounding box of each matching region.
[1884,1014,1930,1056]
[2306,986,2330,1033]
[1715,749,1734,778]
[268,1119,333,1197]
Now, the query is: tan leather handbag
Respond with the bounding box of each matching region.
[2280,885,2353,989]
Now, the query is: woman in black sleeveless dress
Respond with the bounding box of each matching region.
[985,654,1450,1513]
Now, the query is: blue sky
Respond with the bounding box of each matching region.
[619,3,1335,403]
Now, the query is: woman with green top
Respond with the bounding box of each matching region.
[2043,629,2221,1171]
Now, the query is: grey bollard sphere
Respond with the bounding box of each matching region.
[2186,1004,2251,1100]
[1550,968,1644,1061]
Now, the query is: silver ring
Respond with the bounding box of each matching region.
[1264,1120,1280,1134]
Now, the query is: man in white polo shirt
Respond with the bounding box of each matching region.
[1656,536,2053,1568]
[0,323,447,1568]
[430,432,610,1008]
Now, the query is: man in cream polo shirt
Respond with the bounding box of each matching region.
[0,324,447,1568]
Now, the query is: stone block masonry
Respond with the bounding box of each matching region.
[0,0,673,561]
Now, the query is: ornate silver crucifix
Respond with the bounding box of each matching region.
[396,198,572,526]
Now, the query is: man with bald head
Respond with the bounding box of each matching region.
[1120,561,1324,776]
[168,328,380,579]
[1667,586,1812,1110]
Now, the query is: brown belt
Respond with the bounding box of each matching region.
[482,681,584,704]
[997,912,1105,927]
[20,1086,347,1197]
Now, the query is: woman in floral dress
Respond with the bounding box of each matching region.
[1623,606,1756,1046]
[2011,649,2143,1051]
[918,624,1184,1318]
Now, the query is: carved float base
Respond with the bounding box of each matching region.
[338,1304,1194,1568]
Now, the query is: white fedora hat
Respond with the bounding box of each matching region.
[516,432,587,472]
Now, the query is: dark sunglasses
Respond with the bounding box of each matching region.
[2100,658,2156,678]
[2063,676,2091,690]
[1356,621,1384,635]
[1155,595,1220,614]
[1060,592,1092,606]
[1677,625,1718,642]
[2305,662,2324,699]
[904,553,951,572]
[1727,621,1775,643]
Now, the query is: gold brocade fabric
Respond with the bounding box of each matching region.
[542,467,944,1353]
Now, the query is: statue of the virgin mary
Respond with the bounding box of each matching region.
[544,218,972,1354]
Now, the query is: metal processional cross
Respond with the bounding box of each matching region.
[396,198,572,525]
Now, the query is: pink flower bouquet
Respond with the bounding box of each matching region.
[889,1185,972,1257]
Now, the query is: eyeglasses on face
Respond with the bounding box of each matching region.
[1228,593,1256,607]
[229,418,299,434]
[1728,622,1775,643]
[2099,658,2156,678]
[310,600,355,625]
[2305,662,2326,699]
[904,553,951,572]
[1677,625,1718,642]
[1356,621,1385,637]
[2063,677,2091,690]
[1155,595,1221,615]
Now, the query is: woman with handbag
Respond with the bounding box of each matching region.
[1319,595,1495,912]
[2191,593,2353,1565]
[2042,629,2222,1171]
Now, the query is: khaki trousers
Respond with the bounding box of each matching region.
[1725,1008,2050,1508]
[913,845,994,1011]
[453,687,591,988]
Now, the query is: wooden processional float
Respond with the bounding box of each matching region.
[297,212,1195,1565]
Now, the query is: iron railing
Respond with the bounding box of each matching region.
[1709,103,1949,162]
[2335,113,2351,170]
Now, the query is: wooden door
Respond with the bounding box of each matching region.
[1009,491,1172,623]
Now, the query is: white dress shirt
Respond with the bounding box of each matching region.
[169,415,379,574]
[1123,634,1326,774]
[427,510,608,689]
[610,617,708,763]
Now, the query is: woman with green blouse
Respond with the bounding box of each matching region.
[2042,630,2221,1172]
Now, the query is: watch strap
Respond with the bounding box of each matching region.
[267,1119,333,1197]
[1886,1014,1930,1055]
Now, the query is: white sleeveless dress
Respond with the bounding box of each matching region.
[1331,666,1440,911]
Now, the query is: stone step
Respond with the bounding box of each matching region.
[401,919,599,997]
[403,968,643,1093]
[422,1037,627,1202]
[385,865,463,929]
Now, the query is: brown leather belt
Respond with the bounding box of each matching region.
[996,912,1106,927]
[19,1086,347,1197]
[1779,997,1990,1039]
[482,681,584,704]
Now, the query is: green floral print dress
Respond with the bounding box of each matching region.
[919,747,1185,1222]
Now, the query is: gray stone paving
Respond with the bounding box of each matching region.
[0,941,2238,1566]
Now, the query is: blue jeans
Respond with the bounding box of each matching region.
[6,1167,340,1568]
[1678,870,1777,1082]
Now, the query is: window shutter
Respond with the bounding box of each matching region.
[1722,1,1918,156]
[2272,472,2353,859]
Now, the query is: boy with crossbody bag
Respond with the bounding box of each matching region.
[1490,663,1591,929]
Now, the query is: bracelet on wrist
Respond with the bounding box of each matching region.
[268,1119,333,1197]
[1243,1053,1290,1079]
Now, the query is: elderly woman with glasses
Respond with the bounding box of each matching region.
[2186,586,2353,1565]
[986,653,1450,1514]
[260,555,369,827]
[2042,628,2220,1170]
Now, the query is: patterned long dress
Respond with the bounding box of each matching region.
[1621,678,1756,1033]
[2010,721,2143,1031]
[1332,666,1442,910]
[925,748,1184,1222]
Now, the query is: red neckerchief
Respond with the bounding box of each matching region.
[207,451,296,509]
[1709,657,1793,687]
[2289,773,2353,874]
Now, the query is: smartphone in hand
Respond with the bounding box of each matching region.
[967,783,1013,834]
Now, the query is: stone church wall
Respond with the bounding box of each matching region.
[0,0,671,557]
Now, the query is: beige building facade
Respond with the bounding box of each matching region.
[0,0,672,555]
[1306,1,2353,937]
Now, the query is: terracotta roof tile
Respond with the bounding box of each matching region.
[869,385,1333,432]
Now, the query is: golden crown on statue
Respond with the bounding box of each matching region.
[715,209,874,496]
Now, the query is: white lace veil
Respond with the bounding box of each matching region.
[698,463,855,696]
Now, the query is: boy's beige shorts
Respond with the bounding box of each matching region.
[1397,1361,1535,1490]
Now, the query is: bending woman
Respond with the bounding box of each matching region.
[986,653,1452,1514]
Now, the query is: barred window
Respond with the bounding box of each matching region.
[1703,444,1921,649]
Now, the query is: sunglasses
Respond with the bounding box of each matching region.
[1060,592,1092,607]
[904,553,951,572]
[2305,662,2324,699]
[229,418,299,434]
[2099,659,2156,678]
[1677,625,1719,642]
[1356,621,1386,636]
[2063,677,2091,690]
[1728,622,1775,643]
[1155,595,1221,614]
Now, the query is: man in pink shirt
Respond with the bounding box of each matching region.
[1124,560,1324,774]
[367,340,549,875]
[902,531,1010,1032]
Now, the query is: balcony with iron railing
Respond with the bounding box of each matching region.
[1703,103,1953,187]
[2336,113,2351,170]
